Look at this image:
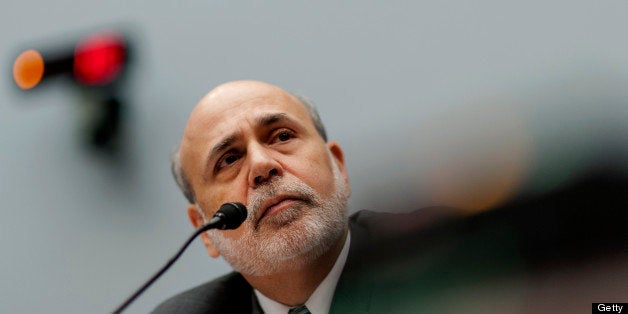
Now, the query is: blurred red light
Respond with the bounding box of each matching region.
[73,32,125,85]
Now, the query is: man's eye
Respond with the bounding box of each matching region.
[224,155,239,164]
[274,130,294,143]
[218,154,240,169]
[278,131,292,141]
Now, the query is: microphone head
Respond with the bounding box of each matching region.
[215,202,248,229]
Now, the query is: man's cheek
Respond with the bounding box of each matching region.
[203,183,249,214]
[222,228,246,241]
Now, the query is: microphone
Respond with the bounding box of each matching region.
[202,202,248,230]
[112,202,247,314]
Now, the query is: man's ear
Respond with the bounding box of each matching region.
[187,204,220,258]
[327,141,351,191]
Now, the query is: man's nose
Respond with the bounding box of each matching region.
[248,144,282,188]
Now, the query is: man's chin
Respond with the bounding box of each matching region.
[237,242,331,277]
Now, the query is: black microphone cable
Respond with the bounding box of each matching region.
[112,202,247,314]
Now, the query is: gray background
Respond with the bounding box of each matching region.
[2,1,628,313]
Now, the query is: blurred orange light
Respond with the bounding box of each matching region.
[420,99,533,214]
[13,49,44,90]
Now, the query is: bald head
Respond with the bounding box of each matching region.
[172,80,328,204]
[189,81,326,141]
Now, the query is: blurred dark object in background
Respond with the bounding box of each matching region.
[332,170,628,314]
[12,30,133,151]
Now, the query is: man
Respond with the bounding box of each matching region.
[155,80,355,313]
[154,80,628,314]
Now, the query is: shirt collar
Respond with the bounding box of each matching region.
[254,231,351,314]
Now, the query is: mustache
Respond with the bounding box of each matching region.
[246,177,318,222]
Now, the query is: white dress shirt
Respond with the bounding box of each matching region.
[254,231,351,314]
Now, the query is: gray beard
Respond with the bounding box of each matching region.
[205,160,350,276]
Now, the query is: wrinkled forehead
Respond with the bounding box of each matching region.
[185,83,311,140]
[179,82,313,165]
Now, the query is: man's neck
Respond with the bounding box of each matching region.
[242,227,349,307]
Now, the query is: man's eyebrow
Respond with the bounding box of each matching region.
[211,135,238,158]
[255,112,291,127]
[204,134,238,177]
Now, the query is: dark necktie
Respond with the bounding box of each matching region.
[288,304,311,314]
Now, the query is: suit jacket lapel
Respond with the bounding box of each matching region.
[250,290,264,314]
[330,212,374,313]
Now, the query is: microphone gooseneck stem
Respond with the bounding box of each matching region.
[112,217,220,314]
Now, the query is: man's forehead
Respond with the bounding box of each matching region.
[199,80,296,111]
[180,81,312,161]
[186,81,307,134]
